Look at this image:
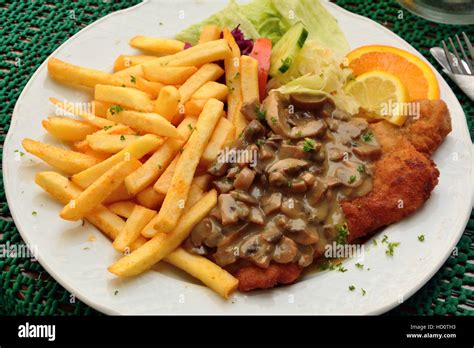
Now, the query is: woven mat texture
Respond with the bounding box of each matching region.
[0,0,472,316]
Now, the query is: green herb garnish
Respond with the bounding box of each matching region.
[361,288,366,296]
[109,105,124,115]
[271,116,277,125]
[418,235,425,242]
[349,285,355,291]
[120,135,126,141]
[130,75,136,83]
[348,175,356,184]
[357,165,365,174]
[303,138,315,152]
[386,242,400,256]
[361,130,374,142]
[355,263,364,269]
[335,223,349,245]
[255,106,266,121]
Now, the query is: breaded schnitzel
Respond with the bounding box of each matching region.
[235,99,451,291]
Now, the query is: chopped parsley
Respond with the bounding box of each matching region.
[130,75,136,84]
[256,139,265,146]
[336,264,347,273]
[418,234,425,242]
[361,130,374,142]
[120,135,126,141]
[187,124,194,132]
[361,288,367,296]
[355,263,364,269]
[103,125,113,131]
[381,235,388,244]
[15,149,25,156]
[32,211,37,216]
[335,223,349,244]
[385,242,400,256]
[114,290,119,296]
[357,165,365,174]
[233,72,240,80]
[303,138,315,152]
[349,285,355,291]
[372,239,378,246]
[109,105,123,115]
[157,164,162,169]
[270,116,277,125]
[287,180,293,188]
[255,106,266,121]
[348,175,356,184]
[295,130,303,137]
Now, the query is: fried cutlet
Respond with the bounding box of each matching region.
[235,99,450,291]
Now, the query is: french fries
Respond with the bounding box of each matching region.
[153,99,223,234]
[108,201,136,218]
[42,117,99,142]
[136,187,165,210]
[107,109,181,139]
[35,171,147,250]
[240,55,260,104]
[113,205,156,252]
[95,85,154,112]
[60,158,142,221]
[198,25,222,44]
[142,65,197,85]
[47,58,126,89]
[153,154,179,194]
[165,248,238,298]
[200,117,235,168]
[114,55,156,72]
[86,134,142,154]
[28,28,247,299]
[154,86,180,121]
[168,39,231,67]
[108,189,217,276]
[178,63,224,104]
[22,139,100,175]
[71,134,162,188]
[192,81,228,100]
[92,100,112,118]
[135,77,164,99]
[223,28,242,123]
[124,117,197,195]
[129,36,185,55]
[49,98,116,129]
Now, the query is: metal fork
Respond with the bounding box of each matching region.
[441,32,474,75]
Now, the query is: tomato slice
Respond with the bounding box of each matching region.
[250,38,272,102]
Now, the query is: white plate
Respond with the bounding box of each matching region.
[4,0,473,315]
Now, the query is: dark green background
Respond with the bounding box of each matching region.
[0,0,472,315]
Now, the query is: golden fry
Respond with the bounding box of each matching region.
[198,25,222,44]
[95,85,154,112]
[113,205,156,252]
[42,117,98,142]
[154,86,180,121]
[178,63,224,104]
[129,36,185,55]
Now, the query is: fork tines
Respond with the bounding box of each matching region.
[442,32,474,75]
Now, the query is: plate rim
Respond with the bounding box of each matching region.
[3,0,473,315]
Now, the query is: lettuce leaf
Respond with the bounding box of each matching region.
[176,0,349,57]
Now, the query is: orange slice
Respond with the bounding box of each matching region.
[346,45,439,100]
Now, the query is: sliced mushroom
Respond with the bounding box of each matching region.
[307,179,328,206]
[240,100,260,121]
[230,190,258,205]
[297,245,315,267]
[273,236,298,263]
[284,218,319,245]
[209,206,222,222]
[281,197,305,219]
[261,192,282,215]
[299,172,316,186]
[208,160,229,176]
[279,143,307,159]
[218,194,239,225]
[233,167,256,191]
[226,166,240,179]
[352,143,382,161]
[190,217,222,247]
[289,93,328,111]
[335,163,362,188]
[239,120,266,145]
[290,119,327,139]
[212,177,234,194]
[261,220,283,243]
[287,179,307,193]
[249,206,265,225]
[240,234,274,268]
[236,201,250,220]
[331,109,352,121]
[267,158,308,176]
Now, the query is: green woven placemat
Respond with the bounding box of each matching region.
[0,0,472,316]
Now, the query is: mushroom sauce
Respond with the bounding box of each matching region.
[184,92,382,270]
